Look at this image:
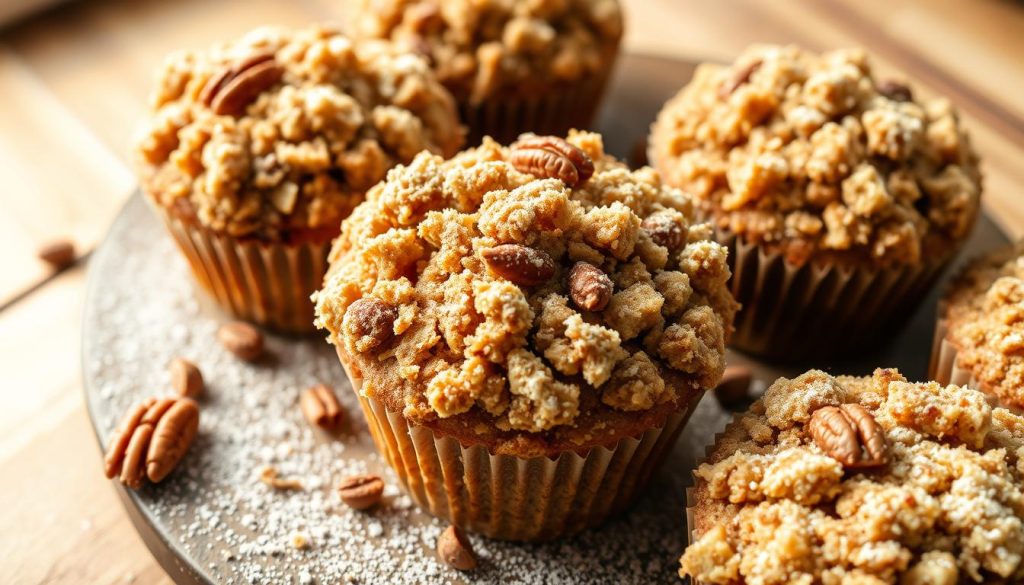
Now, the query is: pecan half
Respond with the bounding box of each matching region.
[201,50,283,117]
[437,525,477,571]
[344,298,398,351]
[481,244,555,286]
[300,384,343,429]
[104,397,200,489]
[809,404,888,469]
[641,213,685,252]
[170,358,204,399]
[338,474,384,510]
[877,79,913,102]
[509,136,594,187]
[217,321,264,362]
[718,59,762,98]
[568,261,613,311]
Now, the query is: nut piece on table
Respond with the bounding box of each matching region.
[170,358,204,399]
[481,244,555,287]
[337,474,384,510]
[217,321,264,362]
[437,525,477,571]
[104,397,200,489]
[808,403,888,469]
[37,239,76,270]
[568,261,613,312]
[714,365,753,410]
[260,466,303,491]
[300,384,343,429]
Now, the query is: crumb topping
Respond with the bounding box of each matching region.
[314,131,738,433]
[945,242,1024,411]
[681,368,1024,584]
[649,45,982,267]
[351,0,623,103]
[136,26,463,238]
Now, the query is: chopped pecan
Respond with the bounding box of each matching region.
[103,397,200,489]
[217,321,265,362]
[568,261,613,311]
[170,358,204,399]
[437,525,477,571]
[809,403,888,469]
[641,213,685,251]
[344,298,398,351]
[877,79,913,102]
[37,239,76,270]
[509,136,595,187]
[718,59,762,98]
[201,50,283,116]
[338,474,384,510]
[481,244,555,286]
[300,384,343,429]
[260,466,304,491]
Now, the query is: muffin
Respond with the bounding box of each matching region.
[930,241,1024,410]
[314,131,738,540]
[649,45,982,359]
[351,0,623,145]
[681,368,1024,584]
[135,26,463,333]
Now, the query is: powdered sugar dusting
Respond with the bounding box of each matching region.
[83,196,729,584]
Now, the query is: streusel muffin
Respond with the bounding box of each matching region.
[136,26,463,332]
[682,368,1024,584]
[930,241,1024,410]
[649,45,982,359]
[351,0,623,144]
[314,131,738,540]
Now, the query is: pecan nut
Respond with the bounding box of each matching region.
[217,321,264,362]
[170,358,204,399]
[338,474,385,510]
[481,244,555,286]
[809,403,888,469]
[568,261,613,311]
[260,466,303,491]
[509,136,594,187]
[37,239,76,270]
[104,397,200,489]
[300,384,343,429]
[344,298,398,352]
[437,525,477,571]
[714,365,753,410]
[641,213,685,252]
[719,58,762,98]
[877,79,913,102]
[201,50,283,117]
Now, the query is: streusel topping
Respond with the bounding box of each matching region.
[681,368,1024,584]
[136,26,463,238]
[649,45,982,267]
[314,131,737,434]
[351,0,623,103]
[945,242,1024,410]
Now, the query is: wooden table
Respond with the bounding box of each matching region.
[3,0,1023,582]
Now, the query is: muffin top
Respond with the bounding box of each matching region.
[314,131,738,455]
[649,45,982,268]
[351,0,623,103]
[681,368,1024,584]
[944,242,1024,410]
[135,26,463,240]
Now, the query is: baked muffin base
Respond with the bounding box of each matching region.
[338,347,699,542]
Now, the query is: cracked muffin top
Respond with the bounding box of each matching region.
[135,26,463,240]
[314,131,738,455]
[681,368,1024,585]
[649,45,982,268]
[350,0,623,103]
[944,242,1024,411]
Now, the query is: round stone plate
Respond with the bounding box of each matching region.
[82,53,1009,585]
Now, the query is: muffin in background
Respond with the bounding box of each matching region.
[930,241,1024,410]
[135,26,463,333]
[351,0,623,145]
[682,368,1024,584]
[649,45,982,359]
[314,131,738,540]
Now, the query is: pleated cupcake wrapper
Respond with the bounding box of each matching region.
[460,58,617,147]
[717,226,957,360]
[928,308,978,387]
[338,348,699,541]
[156,207,331,334]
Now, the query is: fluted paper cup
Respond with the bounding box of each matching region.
[927,307,977,388]
[337,347,699,542]
[717,227,958,360]
[155,206,332,334]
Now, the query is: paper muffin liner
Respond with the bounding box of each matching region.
[459,56,617,146]
[928,308,977,388]
[717,227,958,360]
[337,348,700,542]
[155,206,332,334]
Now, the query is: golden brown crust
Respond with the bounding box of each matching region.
[315,131,738,444]
[682,368,1024,584]
[136,26,463,240]
[649,45,982,268]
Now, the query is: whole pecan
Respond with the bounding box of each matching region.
[641,213,685,252]
[568,261,613,311]
[300,384,343,429]
[481,244,555,286]
[201,50,283,117]
[344,298,398,351]
[338,474,385,510]
[809,403,888,469]
[104,397,200,489]
[437,525,477,571]
[509,136,595,187]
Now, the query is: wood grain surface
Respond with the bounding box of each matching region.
[3,0,1024,583]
